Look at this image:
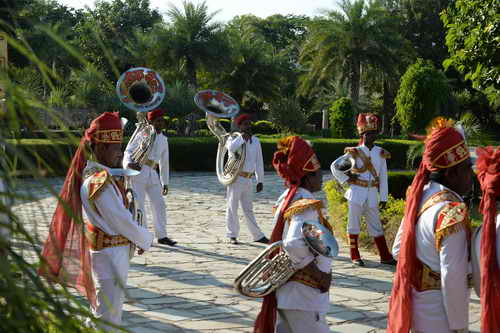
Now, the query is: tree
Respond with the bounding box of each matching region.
[299,0,405,109]
[165,0,228,88]
[441,0,500,107]
[268,95,307,133]
[329,97,355,138]
[394,58,453,134]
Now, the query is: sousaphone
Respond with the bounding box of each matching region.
[194,90,244,186]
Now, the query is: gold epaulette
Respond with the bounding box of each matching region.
[435,202,470,251]
[344,147,359,156]
[380,148,391,159]
[88,169,111,201]
[283,199,324,221]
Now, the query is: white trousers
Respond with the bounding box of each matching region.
[347,200,384,236]
[91,278,126,332]
[276,309,331,333]
[132,179,167,239]
[225,177,264,240]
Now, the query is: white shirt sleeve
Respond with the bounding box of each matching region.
[391,219,404,260]
[331,154,350,184]
[123,128,142,169]
[159,136,169,186]
[440,229,470,330]
[379,154,388,202]
[255,138,264,184]
[282,208,318,270]
[93,184,154,251]
[226,134,245,153]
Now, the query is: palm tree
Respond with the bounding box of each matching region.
[165,0,228,88]
[299,0,404,109]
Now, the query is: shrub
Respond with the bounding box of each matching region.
[394,58,453,134]
[166,129,177,136]
[324,179,406,252]
[329,97,355,138]
[268,96,307,133]
[252,120,277,135]
[193,129,211,137]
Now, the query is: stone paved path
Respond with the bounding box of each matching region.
[12,172,481,332]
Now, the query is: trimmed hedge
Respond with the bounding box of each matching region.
[6,137,421,177]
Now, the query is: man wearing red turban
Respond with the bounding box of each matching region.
[224,113,268,244]
[331,113,395,266]
[39,112,154,331]
[123,108,177,246]
[470,146,500,333]
[388,118,473,333]
[254,136,336,333]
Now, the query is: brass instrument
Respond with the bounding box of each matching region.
[116,67,166,168]
[194,90,244,186]
[234,221,338,298]
[330,154,357,192]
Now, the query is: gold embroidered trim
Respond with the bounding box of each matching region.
[418,190,462,218]
[380,149,391,159]
[283,199,323,221]
[435,202,470,251]
[88,169,111,201]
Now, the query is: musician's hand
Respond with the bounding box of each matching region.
[256,183,263,193]
[137,248,145,255]
[379,201,387,210]
[129,162,142,171]
[162,185,169,196]
[242,132,251,141]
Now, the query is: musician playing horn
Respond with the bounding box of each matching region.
[330,113,395,266]
[389,118,473,333]
[225,113,268,245]
[123,108,177,246]
[254,136,334,333]
[39,112,154,331]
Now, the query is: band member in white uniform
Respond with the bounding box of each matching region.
[40,112,154,332]
[471,146,500,332]
[388,118,473,333]
[225,113,268,245]
[123,108,176,246]
[331,113,395,266]
[254,136,334,333]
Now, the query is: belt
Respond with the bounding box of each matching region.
[348,178,379,188]
[239,171,253,179]
[144,159,158,168]
[413,259,473,292]
[289,268,322,290]
[85,223,130,251]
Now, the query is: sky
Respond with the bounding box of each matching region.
[57,0,339,21]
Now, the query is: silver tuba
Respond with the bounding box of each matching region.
[194,90,244,186]
[116,67,166,168]
[330,154,357,193]
[234,221,338,298]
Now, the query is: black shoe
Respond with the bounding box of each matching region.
[158,237,177,246]
[381,258,397,266]
[229,237,239,245]
[352,259,365,267]
[255,237,269,244]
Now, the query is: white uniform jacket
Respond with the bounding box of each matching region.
[275,187,333,313]
[331,144,388,207]
[226,134,264,184]
[123,131,169,186]
[81,161,154,281]
[392,181,470,332]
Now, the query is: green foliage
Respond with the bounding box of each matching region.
[394,59,452,134]
[441,0,500,107]
[268,96,307,133]
[324,179,405,251]
[252,120,277,135]
[329,97,355,138]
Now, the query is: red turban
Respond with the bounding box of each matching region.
[357,113,380,135]
[39,112,124,309]
[84,112,123,144]
[254,136,320,333]
[388,117,470,333]
[476,146,500,333]
[147,108,166,121]
[235,113,252,126]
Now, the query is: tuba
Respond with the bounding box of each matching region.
[330,154,356,193]
[234,221,338,298]
[194,90,244,186]
[116,67,166,168]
